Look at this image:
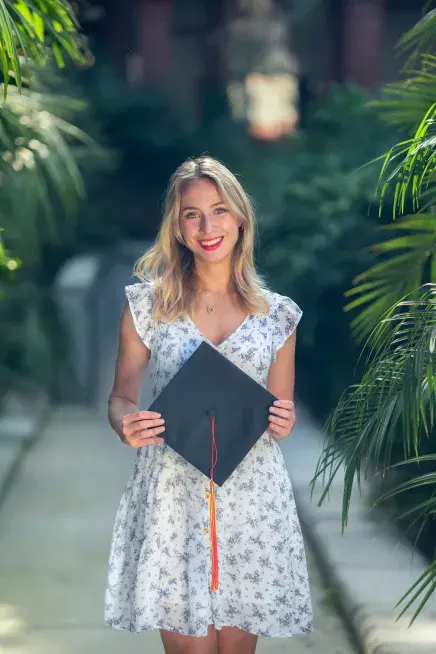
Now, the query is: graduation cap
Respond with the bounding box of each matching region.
[148,340,277,590]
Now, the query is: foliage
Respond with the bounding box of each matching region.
[0,62,107,398]
[0,0,91,98]
[0,76,94,264]
[258,86,394,329]
[0,2,97,402]
[313,4,436,623]
[345,213,436,340]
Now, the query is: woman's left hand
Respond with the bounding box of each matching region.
[268,399,295,440]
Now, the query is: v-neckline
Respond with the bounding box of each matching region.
[186,314,251,349]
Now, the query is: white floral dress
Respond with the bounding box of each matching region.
[104,283,313,638]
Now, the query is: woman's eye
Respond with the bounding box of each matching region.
[186,212,198,219]
[215,207,228,214]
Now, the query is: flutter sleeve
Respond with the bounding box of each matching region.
[270,293,303,363]
[125,282,154,350]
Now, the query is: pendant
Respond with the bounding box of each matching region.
[207,305,215,315]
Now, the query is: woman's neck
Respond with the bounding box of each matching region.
[193,261,234,294]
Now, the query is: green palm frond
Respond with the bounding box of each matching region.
[393,560,436,626]
[311,285,436,532]
[0,81,102,263]
[397,7,436,61]
[375,454,436,625]
[345,214,436,340]
[370,54,436,132]
[0,0,91,99]
[324,4,436,625]
[376,102,436,218]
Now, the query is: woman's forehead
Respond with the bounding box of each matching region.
[181,178,222,204]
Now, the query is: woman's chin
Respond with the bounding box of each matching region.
[195,249,233,264]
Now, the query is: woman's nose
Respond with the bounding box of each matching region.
[200,214,214,233]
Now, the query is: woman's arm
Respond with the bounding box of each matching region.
[108,302,163,445]
[266,330,297,440]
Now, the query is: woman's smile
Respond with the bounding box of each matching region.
[198,236,224,251]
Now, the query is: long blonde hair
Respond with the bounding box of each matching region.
[133,156,270,321]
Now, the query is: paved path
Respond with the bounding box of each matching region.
[0,406,357,653]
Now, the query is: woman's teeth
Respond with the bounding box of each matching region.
[199,237,224,250]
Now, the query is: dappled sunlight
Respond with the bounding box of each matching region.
[361,610,436,649]
[0,603,29,653]
[0,604,25,637]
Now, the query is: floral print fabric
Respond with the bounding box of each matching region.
[104,283,313,637]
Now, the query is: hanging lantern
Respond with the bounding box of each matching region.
[225,0,299,140]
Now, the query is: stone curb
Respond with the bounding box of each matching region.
[0,391,51,512]
[283,408,436,654]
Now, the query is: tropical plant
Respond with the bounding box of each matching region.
[0,0,90,98]
[0,76,92,262]
[312,4,436,624]
[0,63,107,399]
[0,3,100,402]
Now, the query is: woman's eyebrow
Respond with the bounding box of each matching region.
[181,201,225,211]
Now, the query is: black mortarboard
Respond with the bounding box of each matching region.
[148,340,277,591]
[148,340,277,487]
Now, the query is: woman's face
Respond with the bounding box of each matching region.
[179,178,242,264]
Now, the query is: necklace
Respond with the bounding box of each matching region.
[202,290,228,315]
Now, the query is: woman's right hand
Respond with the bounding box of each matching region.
[120,410,165,447]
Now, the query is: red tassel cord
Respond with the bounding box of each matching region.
[208,414,219,591]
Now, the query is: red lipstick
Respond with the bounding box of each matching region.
[199,237,224,251]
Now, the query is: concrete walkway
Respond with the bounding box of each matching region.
[0,405,357,654]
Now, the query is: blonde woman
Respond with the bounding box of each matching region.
[104,157,313,653]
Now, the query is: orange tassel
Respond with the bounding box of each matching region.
[208,415,219,590]
[209,480,219,591]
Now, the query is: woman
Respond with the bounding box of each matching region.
[104,156,313,653]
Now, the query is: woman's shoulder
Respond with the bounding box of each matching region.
[263,289,302,317]
[124,281,156,348]
[262,290,303,361]
[263,290,303,337]
[125,281,156,308]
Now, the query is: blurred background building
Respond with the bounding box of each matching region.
[80,0,420,118]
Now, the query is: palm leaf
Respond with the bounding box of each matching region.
[393,560,436,626]
[0,80,104,263]
[311,286,436,522]
[344,214,436,340]
[0,0,91,98]
[375,102,436,218]
[371,55,436,132]
[311,286,436,621]
[397,8,436,62]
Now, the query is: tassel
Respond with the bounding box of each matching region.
[209,480,219,590]
[208,414,219,591]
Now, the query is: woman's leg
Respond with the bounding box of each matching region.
[160,625,218,654]
[216,626,258,654]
